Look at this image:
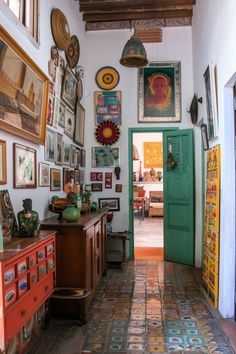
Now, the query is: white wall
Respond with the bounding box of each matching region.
[192,0,236,318]
[0,0,86,220]
[85,27,199,255]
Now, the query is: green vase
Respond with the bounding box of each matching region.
[62,206,80,222]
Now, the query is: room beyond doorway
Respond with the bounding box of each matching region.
[132,131,164,260]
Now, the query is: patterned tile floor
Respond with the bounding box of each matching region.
[28,260,235,353]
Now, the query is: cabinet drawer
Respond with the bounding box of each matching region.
[4,266,16,286]
[46,241,55,256]
[37,248,46,262]
[28,254,37,268]
[6,273,54,340]
[18,276,28,297]
[5,284,17,308]
[17,259,27,275]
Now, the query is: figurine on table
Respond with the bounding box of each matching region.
[17,199,40,237]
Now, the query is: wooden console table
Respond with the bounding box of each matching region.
[40,209,107,317]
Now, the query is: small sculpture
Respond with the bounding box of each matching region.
[17,199,40,237]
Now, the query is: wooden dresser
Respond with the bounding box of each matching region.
[0,230,56,353]
[40,209,107,316]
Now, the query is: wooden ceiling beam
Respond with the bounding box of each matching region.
[80,0,195,12]
[83,9,193,22]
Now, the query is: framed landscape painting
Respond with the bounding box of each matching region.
[138,61,181,123]
[0,26,49,144]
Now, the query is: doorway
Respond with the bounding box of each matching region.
[132,131,164,260]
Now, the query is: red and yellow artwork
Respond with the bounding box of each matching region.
[143,142,163,168]
[203,145,220,308]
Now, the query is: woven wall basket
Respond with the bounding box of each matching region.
[51,8,70,50]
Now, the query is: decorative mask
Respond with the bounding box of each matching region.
[114,166,121,180]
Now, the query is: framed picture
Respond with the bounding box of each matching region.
[75,148,81,168]
[92,183,103,192]
[92,147,119,168]
[38,162,50,187]
[56,132,63,165]
[138,61,181,123]
[65,108,75,139]
[47,93,54,126]
[105,172,112,189]
[58,100,66,128]
[50,168,61,191]
[53,97,60,128]
[74,102,85,146]
[13,143,37,188]
[61,66,77,111]
[70,145,76,168]
[0,189,18,238]
[74,168,80,184]
[80,149,86,168]
[94,91,121,125]
[54,67,62,97]
[45,129,56,162]
[0,140,7,185]
[115,184,122,193]
[203,64,218,140]
[80,169,85,184]
[0,26,49,144]
[90,172,103,181]
[201,123,209,151]
[63,167,70,186]
[63,141,71,166]
[98,198,120,211]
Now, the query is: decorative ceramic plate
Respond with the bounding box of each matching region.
[95,66,120,90]
[51,8,70,50]
[95,121,120,146]
[65,35,80,68]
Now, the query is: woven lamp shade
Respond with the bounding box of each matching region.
[120,34,148,68]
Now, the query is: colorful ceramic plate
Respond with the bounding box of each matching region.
[51,8,70,50]
[95,66,120,90]
[95,121,120,146]
[65,35,80,68]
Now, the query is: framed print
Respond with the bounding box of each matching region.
[201,123,209,151]
[80,170,85,184]
[13,143,36,188]
[38,162,50,187]
[138,61,181,122]
[65,108,75,139]
[63,141,71,166]
[92,183,103,192]
[53,96,60,128]
[50,168,61,191]
[75,148,81,168]
[58,100,66,128]
[74,102,85,146]
[105,172,112,189]
[144,142,163,168]
[203,64,218,140]
[90,172,103,181]
[0,26,49,144]
[92,147,119,168]
[45,129,56,162]
[47,93,54,126]
[0,140,7,184]
[70,145,76,168]
[98,197,120,211]
[63,167,70,185]
[74,168,80,184]
[61,66,77,111]
[94,91,121,125]
[54,67,62,97]
[115,184,122,193]
[56,132,63,165]
[80,149,86,168]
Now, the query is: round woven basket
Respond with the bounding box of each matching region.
[51,8,70,50]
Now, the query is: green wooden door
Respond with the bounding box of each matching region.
[163,129,195,265]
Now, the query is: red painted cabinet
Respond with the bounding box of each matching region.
[0,230,56,353]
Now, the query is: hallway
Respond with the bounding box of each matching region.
[28,260,235,353]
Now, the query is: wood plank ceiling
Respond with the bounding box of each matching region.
[78,0,196,41]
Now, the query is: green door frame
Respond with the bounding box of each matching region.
[128,127,177,259]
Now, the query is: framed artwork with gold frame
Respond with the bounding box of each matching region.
[0,140,7,185]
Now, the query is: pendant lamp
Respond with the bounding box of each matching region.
[120,33,148,68]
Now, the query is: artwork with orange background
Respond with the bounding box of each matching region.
[143,142,163,168]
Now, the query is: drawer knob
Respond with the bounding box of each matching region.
[21,309,26,317]
[45,286,49,292]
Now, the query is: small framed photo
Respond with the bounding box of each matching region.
[0,140,7,185]
[80,149,86,168]
[115,184,122,193]
[65,108,75,139]
[58,100,66,128]
[201,123,209,151]
[54,67,62,97]
[203,64,218,140]
[50,168,61,191]
[47,93,54,126]
[105,172,112,189]
[56,132,63,165]
[63,141,71,166]
[92,147,119,168]
[70,145,76,168]
[75,148,81,168]
[13,143,37,189]
[63,167,70,186]
[53,96,60,128]
[74,102,85,146]
[45,129,56,162]
[38,162,50,187]
[98,198,120,211]
[74,168,80,184]
[80,170,85,184]
[61,66,77,110]
[90,172,103,181]
[92,183,103,192]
